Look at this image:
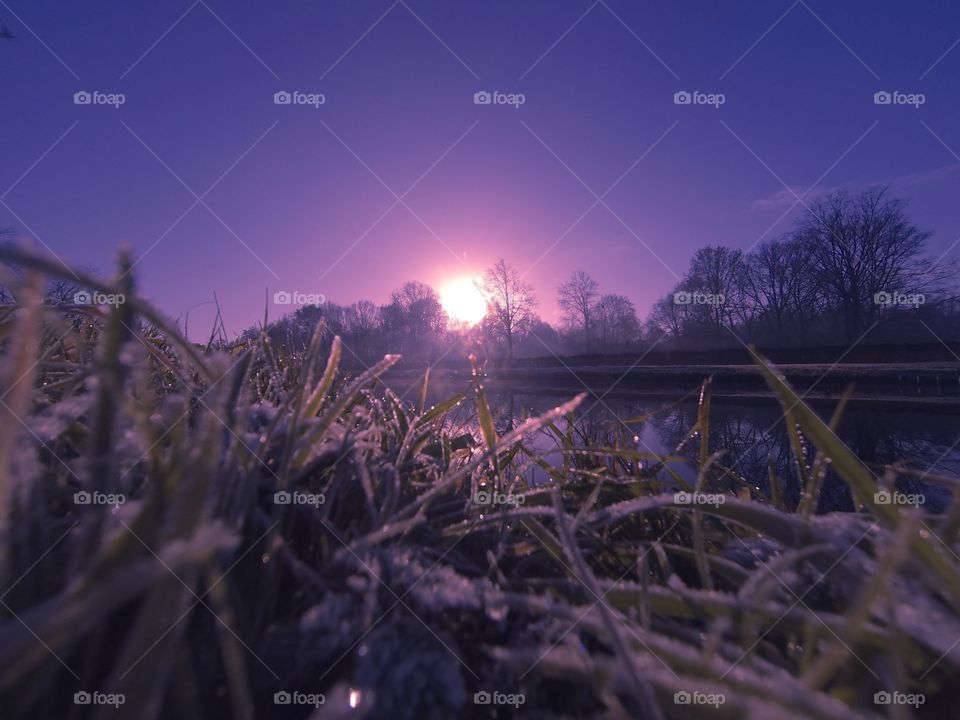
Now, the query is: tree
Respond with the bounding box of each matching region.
[741,237,820,344]
[682,246,744,342]
[386,281,447,354]
[798,187,939,340]
[482,259,537,359]
[345,300,378,334]
[557,271,599,347]
[645,293,691,346]
[391,280,437,311]
[341,300,380,359]
[596,293,639,349]
[515,317,562,357]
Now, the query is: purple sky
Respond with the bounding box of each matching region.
[2,0,959,336]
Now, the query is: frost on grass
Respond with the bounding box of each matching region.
[1,251,958,719]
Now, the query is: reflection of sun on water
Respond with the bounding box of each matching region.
[440,277,487,325]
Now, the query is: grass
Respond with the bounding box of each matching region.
[1,246,959,719]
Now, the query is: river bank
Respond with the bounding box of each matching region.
[385,361,960,406]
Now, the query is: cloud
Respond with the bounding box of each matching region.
[750,164,960,212]
[887,163,960,190]
[750,184,831,211]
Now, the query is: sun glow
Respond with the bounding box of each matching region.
[440,276,487,325]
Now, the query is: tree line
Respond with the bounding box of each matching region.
[645,187,958,348]
[256,187,958,363]
[254,254,646,364]
[3,186,956,362]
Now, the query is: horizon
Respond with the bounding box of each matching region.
[3,1,960,337]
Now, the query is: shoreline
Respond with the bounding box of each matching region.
[383,363,960,409]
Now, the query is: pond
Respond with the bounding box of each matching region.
[385,373,960,513]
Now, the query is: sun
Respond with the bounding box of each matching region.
[440,276,487,325]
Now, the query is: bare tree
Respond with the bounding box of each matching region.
[385,281,447,355]
[741,237,821,344]
[798,187,940,340]
[596,293,639,349]
[683,246,744,341]
[345,299,378,334]
[482,258,537,359]
[557,270,599,347]
[340,300,380,358]
[645,293,690,345]
[46,278,83,305]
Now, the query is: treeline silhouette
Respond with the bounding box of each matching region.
[646,187,959,349]
[251,187,959,364]
[6,187,955,365]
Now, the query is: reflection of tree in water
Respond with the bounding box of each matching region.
[838,410,957,511]
[842,410,953,471]
[569,405,625,448]
[483,392,653,481]
[650,402,959,512]
[652,404,805,509]
[415,381,958,513]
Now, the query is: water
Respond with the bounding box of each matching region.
[387,375,960,513]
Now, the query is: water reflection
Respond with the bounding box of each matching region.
[401,378,960,514]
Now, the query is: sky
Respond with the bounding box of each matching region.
[2,0,960,336]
